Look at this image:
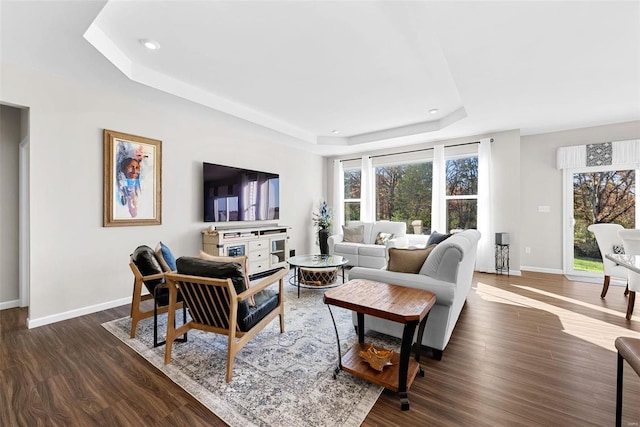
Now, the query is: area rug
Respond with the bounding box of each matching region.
[102,277,400,427]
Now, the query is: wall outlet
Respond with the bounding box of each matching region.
[525,246,531,254]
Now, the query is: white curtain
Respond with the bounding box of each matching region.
[431,145,445,233]
[360,156,375,222]
[476,138,494,272]
[332,160,344,232]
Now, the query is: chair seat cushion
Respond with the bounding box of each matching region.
[241,289,279,332]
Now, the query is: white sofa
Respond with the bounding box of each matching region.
[328,221,407,269]
[348,229,481,359]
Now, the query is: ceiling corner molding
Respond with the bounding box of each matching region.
[317,136,349,146]
[83,23,317,145]
[83,23,133,77]
[345,107,467,146]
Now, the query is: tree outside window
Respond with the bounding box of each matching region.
[344,168,361,222]
[573,170,636,272]
[375,162,432,233]
[446,156,479,232]
[344,155,479,234]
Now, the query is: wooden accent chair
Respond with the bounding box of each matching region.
[129,245,187,347]
[164,256,288,382]
[588,224,629,298]
[618,230,640,320]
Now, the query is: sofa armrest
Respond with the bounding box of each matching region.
[349,267,456,305]
[328,233,343,255]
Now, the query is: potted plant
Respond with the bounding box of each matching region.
[313,201,333,255]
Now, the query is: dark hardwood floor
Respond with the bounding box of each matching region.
[2,272,640,426]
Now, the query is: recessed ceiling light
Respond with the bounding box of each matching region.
[429,109,439,115]
[332,130,340,134]
[140,39,160,50]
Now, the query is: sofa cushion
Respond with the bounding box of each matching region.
[375,232,394,245]
[359,244,387,258]
[342,225,365,243]
[420,235,468,280]
[388,244,437,274]
[334,242,360,254]
[371,221,406,245]
[427,231,451,246]
[346,221,374,244]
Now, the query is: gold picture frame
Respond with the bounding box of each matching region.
[103,129,162,227]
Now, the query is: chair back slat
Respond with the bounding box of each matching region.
[176,279,232,329]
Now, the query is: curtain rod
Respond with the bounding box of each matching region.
[339,139,492,162]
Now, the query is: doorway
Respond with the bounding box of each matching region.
[0,104,29,311]
[564,165,639,279]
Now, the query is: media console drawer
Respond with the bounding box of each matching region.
[202,225,290,276]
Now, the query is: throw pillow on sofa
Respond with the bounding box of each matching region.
[343,225,365,243]
[387,244,437,274]
[427,231,451,246]
[375,232,394,245]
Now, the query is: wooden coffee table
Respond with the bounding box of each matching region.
[323,279,436,410]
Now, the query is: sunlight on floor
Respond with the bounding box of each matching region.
[474,281,640,352]
[513,284,627,319]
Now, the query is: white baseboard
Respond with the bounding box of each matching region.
[0,299,21,310]
[27,297,130,329]
[520,265,563,275]
[477,269,522,276]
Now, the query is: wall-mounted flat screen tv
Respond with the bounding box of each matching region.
[203,162,280,223]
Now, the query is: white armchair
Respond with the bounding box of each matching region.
[588,224,628,298]
[618,229,640,320]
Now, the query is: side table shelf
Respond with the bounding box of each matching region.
[323,279,436,411]
[495,243,510,275]
[340,343,421,393]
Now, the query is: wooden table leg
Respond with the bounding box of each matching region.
[414,313,429,377]
[357,312,365,343]
[399,320,419,410]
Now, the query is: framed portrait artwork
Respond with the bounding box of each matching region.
[103,129,162,226]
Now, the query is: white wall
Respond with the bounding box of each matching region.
[1,63,325,326]
[0,105,21,307]
[520,120,640,272]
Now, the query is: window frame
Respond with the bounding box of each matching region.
[445,154,479,232]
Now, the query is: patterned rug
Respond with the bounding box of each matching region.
[102,276,400,427]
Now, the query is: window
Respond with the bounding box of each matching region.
[375,162,433,233]
[344,168,361,222]
[445,156,478,232]
[572,169,636,273]
[339,149,480,234]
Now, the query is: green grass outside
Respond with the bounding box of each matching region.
[574,257,604,273]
